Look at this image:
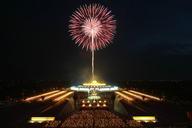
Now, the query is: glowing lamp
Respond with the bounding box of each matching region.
[103,104,107,107]
[132,116,156,123]
[29,117,55,123]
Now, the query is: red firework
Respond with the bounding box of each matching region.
[69,4,116,51]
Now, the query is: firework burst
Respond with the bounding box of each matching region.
[69,4,116,51]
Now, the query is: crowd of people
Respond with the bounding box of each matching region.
[28,110,145,128]
[43,121,61,128]
[60,110,127,128]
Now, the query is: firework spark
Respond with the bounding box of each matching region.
[69,4,116,80]
[69,4,116,51]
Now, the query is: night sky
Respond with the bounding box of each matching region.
[1,0,192,81]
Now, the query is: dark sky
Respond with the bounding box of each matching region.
[1,0,192,81]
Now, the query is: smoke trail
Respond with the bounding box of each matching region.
[91,35,94,80]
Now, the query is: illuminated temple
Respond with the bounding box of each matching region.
[70,80,118,92]
[69,80,118,109]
